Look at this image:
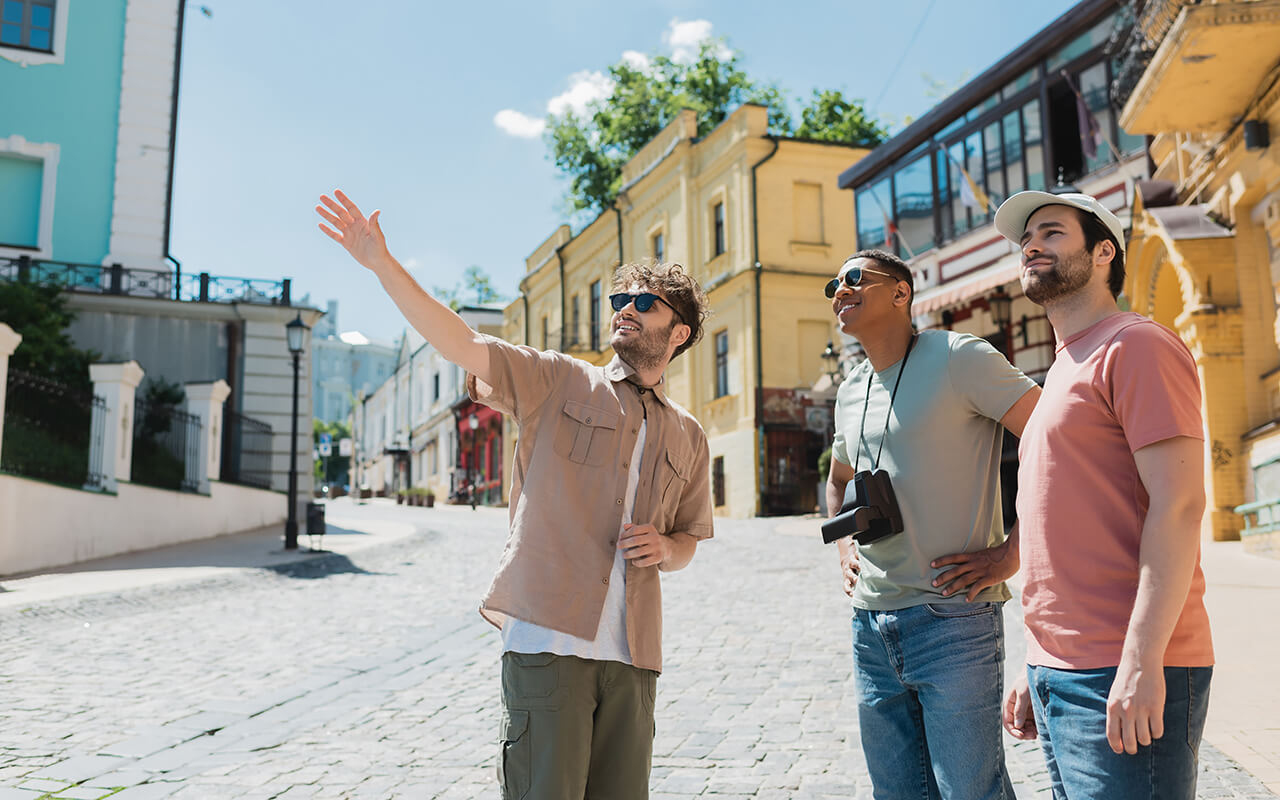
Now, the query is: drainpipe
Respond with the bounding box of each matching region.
[520,290,530,345]
[750,136,780,515]
[163,1,187,285]
[614,203,625,265]
[555,246,567,349]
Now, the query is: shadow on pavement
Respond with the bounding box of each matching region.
[264,550,385,580]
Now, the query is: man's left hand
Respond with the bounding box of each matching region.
[621,523,672,568]
[1106,658,1166,755]
[930,539,1018,600]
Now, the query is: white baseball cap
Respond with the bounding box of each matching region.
[994,191,1126,253]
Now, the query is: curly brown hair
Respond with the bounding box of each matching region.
[611,260,710,359]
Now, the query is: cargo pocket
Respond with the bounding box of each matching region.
[552,400,619,466]
[497,709,530,800]
[660,448,691,506]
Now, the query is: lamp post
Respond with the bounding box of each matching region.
[284,312,309,549]
[988,286,1013,358]
[821,341,841,385]
[468,412,480,508]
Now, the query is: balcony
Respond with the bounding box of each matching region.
[1114,0,1280,134]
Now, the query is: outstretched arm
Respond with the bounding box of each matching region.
[316,190,491,384]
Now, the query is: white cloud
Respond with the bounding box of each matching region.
[493,109,546,139]
[664,18,729,64]
[621,50,650,71]
[546,70,613,117]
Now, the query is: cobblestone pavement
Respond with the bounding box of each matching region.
[1,503,1273,799]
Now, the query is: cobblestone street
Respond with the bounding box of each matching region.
[1,501,1273,799]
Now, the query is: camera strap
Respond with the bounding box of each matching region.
[853,333,916,473]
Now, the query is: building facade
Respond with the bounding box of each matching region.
[1111,0,1280,549]
[503,105,868,518]
[351,306,504,502]
[0,0,320,503]
[311,300,397,425]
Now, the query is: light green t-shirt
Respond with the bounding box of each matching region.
[832,330,1036,610]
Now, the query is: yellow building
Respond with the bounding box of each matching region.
[1113,0,1280,551]
[501,104,870,517]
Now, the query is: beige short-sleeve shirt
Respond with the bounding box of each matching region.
[467,335,713,673]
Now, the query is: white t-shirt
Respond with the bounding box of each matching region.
[501,420,647,663]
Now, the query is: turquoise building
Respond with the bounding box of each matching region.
[0,0,180,269]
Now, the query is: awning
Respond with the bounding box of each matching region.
[913,255,1021,316]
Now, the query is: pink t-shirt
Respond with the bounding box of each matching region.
[1018,312,1214,669]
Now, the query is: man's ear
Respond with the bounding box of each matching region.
[1094,239,1116,268]
[894,281,911,308]
[671,323,691,349]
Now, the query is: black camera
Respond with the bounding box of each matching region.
[821,469,905,545]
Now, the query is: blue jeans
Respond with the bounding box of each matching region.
[851,603,1014,800]
[1027,665,1212,800]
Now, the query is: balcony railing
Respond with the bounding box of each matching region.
[1110,0,1199,111]
[0,255,292,306]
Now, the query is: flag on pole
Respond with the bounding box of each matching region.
[1062,70,1103,160]
[881,210,898,250]
[956,161,992,212]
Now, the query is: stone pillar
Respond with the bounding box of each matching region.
[184,380,231,494]
[0,323,23,460]
[90,361,145,493]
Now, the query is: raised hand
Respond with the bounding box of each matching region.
[316,189,391,272]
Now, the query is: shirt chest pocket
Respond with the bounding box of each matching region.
[553,400,620,466]
[660,448,692,507]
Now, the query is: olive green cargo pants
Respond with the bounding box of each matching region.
[498,651,658,800]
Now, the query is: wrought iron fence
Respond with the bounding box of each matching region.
[0,255,292,306]
[223,410,274,490]
[1110,0,1197,111]
[132,396,202,492]
[1,370,106,488]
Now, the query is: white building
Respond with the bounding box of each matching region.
[352,306,503,499]
[311,300,397,425]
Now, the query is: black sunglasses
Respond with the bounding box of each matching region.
[824,266,900,298]
[609,292,686,324]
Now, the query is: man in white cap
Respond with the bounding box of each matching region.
[994,190,1214,800]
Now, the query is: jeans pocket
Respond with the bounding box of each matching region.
[923,601,995,618]
[498,709,530,800]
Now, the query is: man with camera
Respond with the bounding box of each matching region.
[823,248,1039,799]
[994,191,1213,800]
[316,190,714,800]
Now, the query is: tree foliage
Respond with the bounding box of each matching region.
[434,265,506,311]
[545,40,886,215]
[794,90,888,146]
[0,282,98,390]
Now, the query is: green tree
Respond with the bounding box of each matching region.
[0,282,98,390]
[794,89,888,146]
[434,265,506,311]
[312,418,351,486]
[546,39,792,215]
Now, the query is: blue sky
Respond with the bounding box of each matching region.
[169,0,1077,344]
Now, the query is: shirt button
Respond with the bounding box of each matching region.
[602,577,609,585]
[622,461,629,468]
[609,538,617,545]
[632,427,638,433]
[616,499,623,505]
[586,417,592,424]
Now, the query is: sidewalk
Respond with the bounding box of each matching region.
[0,497,466,610]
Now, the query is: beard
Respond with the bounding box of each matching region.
[1021,248,1095,305]
[611,319,675,372]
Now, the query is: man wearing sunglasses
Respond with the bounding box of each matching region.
[994,191,1212,800]
[824,249,1039,799]
[316,190,713,800]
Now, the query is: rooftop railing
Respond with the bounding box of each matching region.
[1110,0,1199,111]
[0,255,292,306]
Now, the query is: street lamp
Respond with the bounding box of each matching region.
[821,341,841,384]
[468,412,480,508]
[284,312,309,549]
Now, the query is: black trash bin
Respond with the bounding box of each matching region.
[306,502,326,536]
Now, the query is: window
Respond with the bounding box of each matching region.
[856,178,891,251]
[652,231,664,262]
[570,294,581,347]
[541,315,549,350]
[714,330,729,398]
[432,373,440,403]
[712,201,726,257]
[0,154,41,248]
[793,182,823,244]
[589,280,601,351]
[713,456,725,507]
[1,0,53,52]
[894,156,934,257]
